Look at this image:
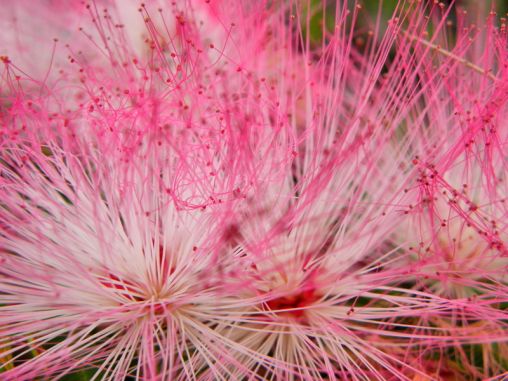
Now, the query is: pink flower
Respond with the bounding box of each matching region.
[393,6,508,377]
[0,1,507,380]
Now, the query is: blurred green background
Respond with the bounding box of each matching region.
[305,0,508,43]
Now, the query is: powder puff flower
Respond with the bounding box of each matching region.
[392,6,508,378]
[0,65,261,379]
[1,1,507,380]
[165,2,503,379]
[0,2,286,379]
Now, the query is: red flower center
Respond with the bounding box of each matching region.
[265,288,317,319]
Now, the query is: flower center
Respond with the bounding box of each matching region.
[264,287,318,319]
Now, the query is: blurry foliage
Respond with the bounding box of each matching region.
[302,0,508,46]
[60,369,97,381]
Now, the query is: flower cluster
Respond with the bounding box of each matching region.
[0,1,507,380]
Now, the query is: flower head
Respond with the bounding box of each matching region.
[1,1,507,380]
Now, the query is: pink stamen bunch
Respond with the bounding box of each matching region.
[0,1,507,380]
